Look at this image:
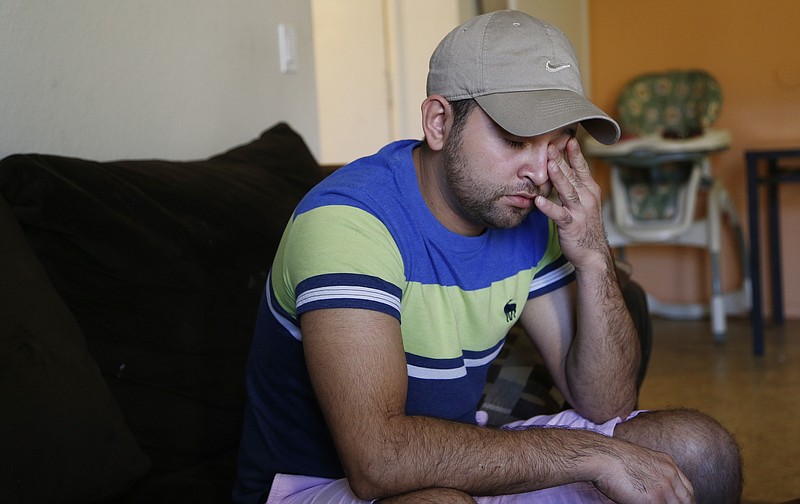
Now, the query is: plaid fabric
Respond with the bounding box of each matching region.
[478,325,564,427]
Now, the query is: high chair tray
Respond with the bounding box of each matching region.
[583,129,730,159]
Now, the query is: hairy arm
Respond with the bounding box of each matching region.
[301,308,687,502]
[530,137,640,422]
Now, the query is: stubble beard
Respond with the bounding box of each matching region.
[442,136,536,230]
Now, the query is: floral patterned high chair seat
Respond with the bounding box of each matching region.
[618,69,722,140]
[584,69,729,228]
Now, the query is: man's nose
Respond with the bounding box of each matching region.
[517,148,550,186]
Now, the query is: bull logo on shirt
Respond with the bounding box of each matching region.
[503,299,517,322]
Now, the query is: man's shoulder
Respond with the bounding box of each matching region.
[297,140,419,218]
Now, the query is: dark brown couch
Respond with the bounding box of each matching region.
[0,123,324,503]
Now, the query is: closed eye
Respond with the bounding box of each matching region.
[503,138,525,149]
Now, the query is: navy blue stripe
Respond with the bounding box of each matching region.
[528,271,576,299]
[533,254,570,279]
[462,337,505,360]
[405,352,464,370]
[297,272,402,299]
[296,298,401,320]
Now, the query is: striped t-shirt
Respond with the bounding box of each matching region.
[233,139,575,501]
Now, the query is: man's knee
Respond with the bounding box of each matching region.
[617,408,743,503]
[667,409,742,504]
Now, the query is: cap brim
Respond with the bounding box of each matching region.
[475,90,621,145]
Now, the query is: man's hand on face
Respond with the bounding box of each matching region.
[533,137,610,272]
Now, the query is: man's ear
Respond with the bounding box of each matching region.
[420,95,450,152]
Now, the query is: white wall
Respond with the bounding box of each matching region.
[384,0,464,145]
[312,0,462,165]
[0,0,320,162]
[0,0,588,165]
[311,0,391,165]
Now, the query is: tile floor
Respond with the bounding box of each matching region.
[639,316,800,503]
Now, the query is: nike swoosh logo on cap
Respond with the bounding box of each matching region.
[546,60,571,72]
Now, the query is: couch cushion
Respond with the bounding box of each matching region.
[0,195,151,503]
[0,123,323,477]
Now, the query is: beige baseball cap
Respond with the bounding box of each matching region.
[427,10,620,145]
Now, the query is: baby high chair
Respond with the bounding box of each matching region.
[583,70,751,341]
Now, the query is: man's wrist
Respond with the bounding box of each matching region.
[571,251,616,281]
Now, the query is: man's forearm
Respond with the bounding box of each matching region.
[348,414,618,500]
[567,255,640,422]
[531,138,641,422]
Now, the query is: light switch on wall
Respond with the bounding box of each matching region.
[278,23,298,74]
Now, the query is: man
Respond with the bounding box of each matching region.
[234,10,742,503]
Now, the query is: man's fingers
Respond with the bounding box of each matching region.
[534,194,570,224]
[550,138,603,207]
[565,137,592,177]
[548,157,581,204]
[547,141,586,190]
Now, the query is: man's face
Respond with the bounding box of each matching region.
[442,105,575,231]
